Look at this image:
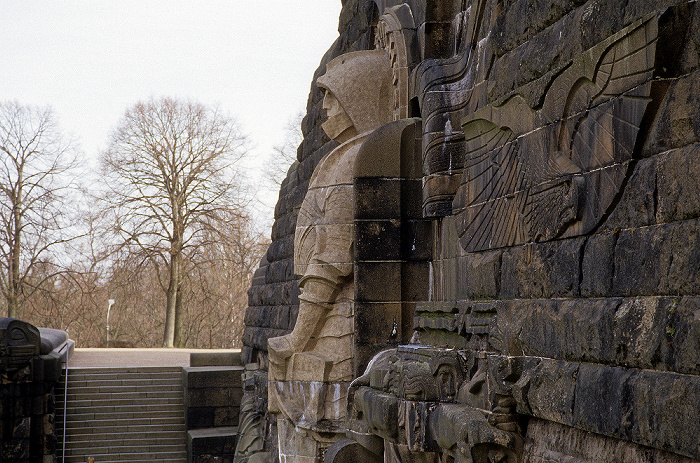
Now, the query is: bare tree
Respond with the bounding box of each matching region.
[180,209,269,347]
[100,97,250,347]
[264,112,303,187]
[0,101,78,318]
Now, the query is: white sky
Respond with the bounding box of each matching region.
[0,0,342,229]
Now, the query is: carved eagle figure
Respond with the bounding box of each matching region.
[454,15,658,252]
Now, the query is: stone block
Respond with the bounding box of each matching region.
[354,219,402,261]
[266,259,295,284]
[354,177,401,220]
[185,387,243,408]
[655,143,700,223]
[242,327,288,353]
[401,179,424,218]
[490,0,586,57]
[355,301,402,374]
[613,219,700,296]
[517,358,577,425]
[243,306,269,328]
[354,261,402,302]
[498,296,700,375]
[325,438,382,463]
[580,231,616,297]
[188,427,238,455]
[213,406,240,428]
[268,305,292,330]
[572,363,637,438]
[183,367,243,389]
[602,157,657,231]
[457,250,501,300]
[524,417,698,462]
[186,407,215,429]
[500,238,583,299]
[266,235,294,264]
[401,219,432,261]
[573,364,700,458]
[401,262,429,302]
[644,69,700,156]
[186,405,241,429]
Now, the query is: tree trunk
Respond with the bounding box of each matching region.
[174,285,184,347]
[7,202,21,318]
[163,250,180,347]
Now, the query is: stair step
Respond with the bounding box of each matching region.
[58,398,184,409]
[59,436,185,446]
[64,419,184,431]
[61,450,187,463]
[62,403,184,420]
[64,443,185,454]
[62,391,183,402]
[56,365,187,463]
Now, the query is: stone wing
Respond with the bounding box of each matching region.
[454,119,529,252]
[454,14,658,252]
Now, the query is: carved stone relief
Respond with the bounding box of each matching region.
[267,49,394,463]
[375,4,420,121]
[454,15,658,252]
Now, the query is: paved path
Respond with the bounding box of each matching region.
[68,348,240,368]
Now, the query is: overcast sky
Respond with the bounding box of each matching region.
[0,1,342,227]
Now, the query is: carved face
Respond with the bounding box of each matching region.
[436,364,457,400]
[321,90,357,143]
[316,50,393,137]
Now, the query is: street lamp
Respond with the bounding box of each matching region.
[106,299,115,346]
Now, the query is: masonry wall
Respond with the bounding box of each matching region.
[422,0,700,459]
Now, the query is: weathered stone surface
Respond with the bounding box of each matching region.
[655,143,700,223]
[580,231,616,297]
[325,438,383,463]
[265,259,295,284]
[355,219,402,261]
[613,219,700,296]
[497,297,700,375]
[644,70,700,156]
[602,158,657,231]
[355,178,402,220]
[490,0,586,57]
[183,366,243,389]
[456,250,501,300]
[525,418,699,462]
[188,427,238,456]
[355,261,403,302]
[500,238,583,299]
[244,1,700,462]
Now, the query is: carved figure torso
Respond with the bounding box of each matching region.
[290,133,368,382]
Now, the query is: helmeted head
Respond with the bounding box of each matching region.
[317,50,393,142]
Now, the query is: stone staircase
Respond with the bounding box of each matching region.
[55,366,187,463]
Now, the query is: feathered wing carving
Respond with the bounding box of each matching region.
[455,14,658,252]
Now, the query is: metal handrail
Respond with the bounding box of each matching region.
[62,365,68,463]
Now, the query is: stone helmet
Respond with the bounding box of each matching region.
[316,49,393,135]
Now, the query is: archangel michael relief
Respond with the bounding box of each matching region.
[454,15,658,252]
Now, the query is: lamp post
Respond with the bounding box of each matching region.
[106,299,115,346]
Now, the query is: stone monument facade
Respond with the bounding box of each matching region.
[240,0,700,462]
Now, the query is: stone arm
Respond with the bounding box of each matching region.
[268,183,354,381]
